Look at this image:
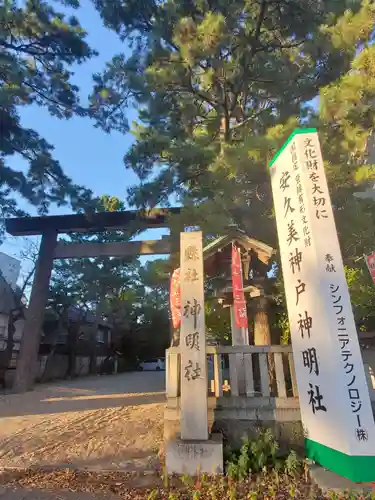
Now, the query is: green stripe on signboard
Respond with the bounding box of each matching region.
[269,128,317,168]
[305,438,375,483]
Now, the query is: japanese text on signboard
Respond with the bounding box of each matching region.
[181,242,204,382]
[284,142,327,415]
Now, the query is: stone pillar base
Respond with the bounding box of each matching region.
[165,433,223,475]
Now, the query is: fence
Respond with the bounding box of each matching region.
[166,345,298,399]
[164,345,302,446]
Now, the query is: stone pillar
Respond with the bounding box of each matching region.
[166,231,223,475]
[179,231,208,441]
[13,230,57,393]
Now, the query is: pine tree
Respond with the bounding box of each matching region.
[316,0,375,327]
[271,1,375,336]
[91,0,375,328]
[0,0,96,233]
[90,0,364,241]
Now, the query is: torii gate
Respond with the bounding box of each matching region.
[5,208,182,393]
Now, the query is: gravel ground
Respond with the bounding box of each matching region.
[0,372,165,472]
[0,486,120,500]
[0,469,160,499]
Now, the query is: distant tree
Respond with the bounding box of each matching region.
[113,258,171,361]
[205,301,231,345]
[49,196,140,372]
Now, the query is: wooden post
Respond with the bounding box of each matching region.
[213,352,223,397]
[230,305,249,345]
[13,230,57,393]
[229,353,239,396]
[230,306,248,395]
[259,353,270,397]
[244,353,254,396]
[274,352,287,398]
[288,352,299,397]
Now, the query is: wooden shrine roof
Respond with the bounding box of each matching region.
[203,228,275,270]
[202,228,275,300]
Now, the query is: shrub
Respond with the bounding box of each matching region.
[225,429,302,480]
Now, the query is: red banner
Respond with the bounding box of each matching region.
[170,268,181,328]
[232,245,248,328]
[365,251,375,286]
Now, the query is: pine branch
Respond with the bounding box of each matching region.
[252,0,267,56]
[185,75,219,108]
[19,264,36,299]
[230,107,266,131]
[0,40,78,59]
[24,80,83,114]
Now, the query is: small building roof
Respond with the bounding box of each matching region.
[203,227,275,265]
[201,228,275,301]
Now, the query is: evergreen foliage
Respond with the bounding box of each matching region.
[0,0,96,231]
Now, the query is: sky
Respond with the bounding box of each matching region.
[1,2,169,279]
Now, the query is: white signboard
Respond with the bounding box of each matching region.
[0,252,20,290]
[270,129,375,482]
[180,231,208,440]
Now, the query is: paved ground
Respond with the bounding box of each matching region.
[0,372,165,472]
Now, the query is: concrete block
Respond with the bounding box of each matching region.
[166,433,223,475]
[309,462,373,494]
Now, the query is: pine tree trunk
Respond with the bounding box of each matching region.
[67,328,78,378]
[253,296,275,394]
[89,327,97,375]
[90,303,102,374]
[5,310,17,367]
[253,297,271,345]
[13,230,57,393]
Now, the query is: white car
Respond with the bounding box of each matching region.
[139,358,165,371]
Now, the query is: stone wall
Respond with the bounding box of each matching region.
[5,354,109,386]
[165,344,375,452]
[164,396,303,451]
[36,354,108,381]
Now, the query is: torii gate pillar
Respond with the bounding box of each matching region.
[13,230,57,393]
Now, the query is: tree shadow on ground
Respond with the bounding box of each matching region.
[0,372,166,417]
[0,391,165,418]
